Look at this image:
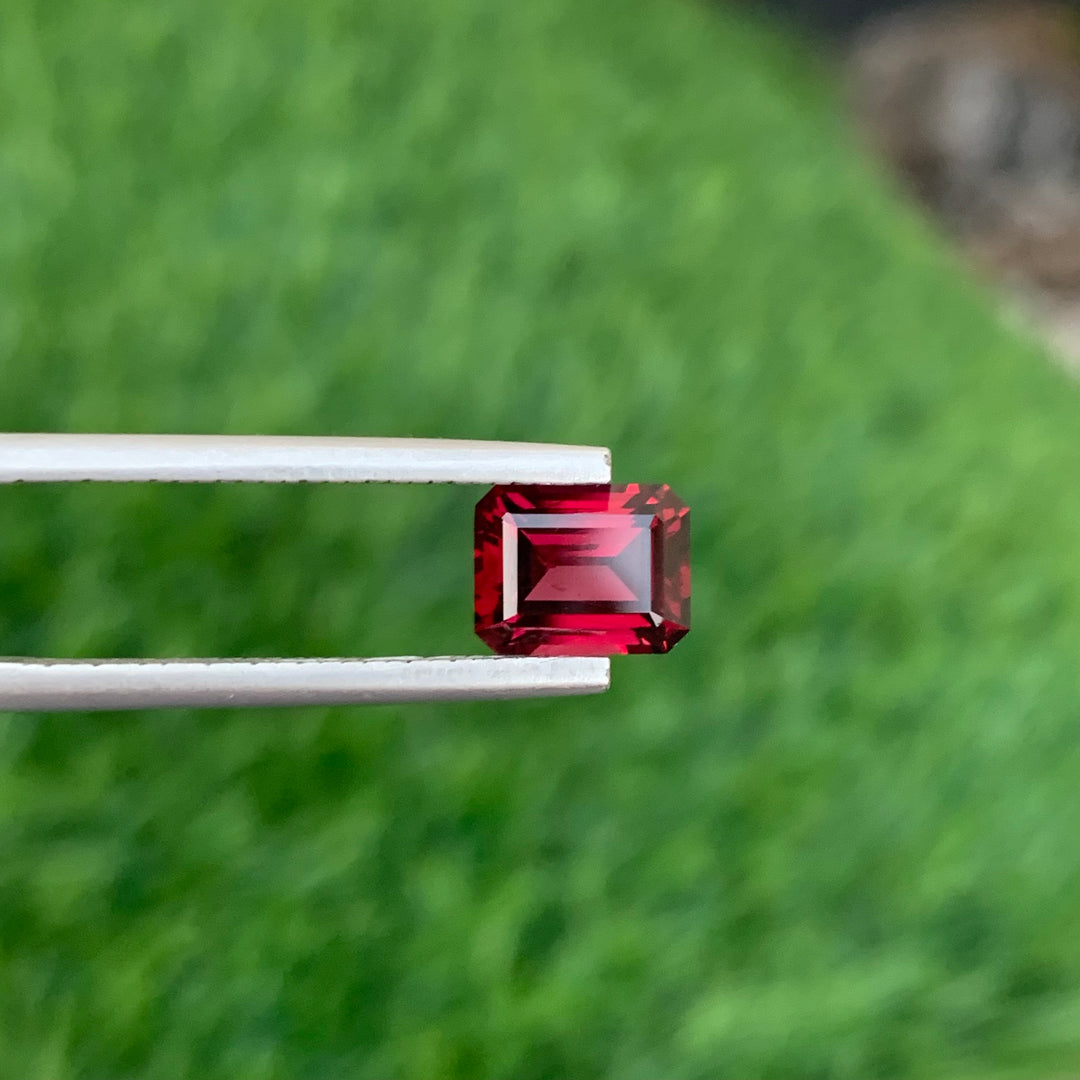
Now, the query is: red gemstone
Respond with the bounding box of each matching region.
[474,484,690,656]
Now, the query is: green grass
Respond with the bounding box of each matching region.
[1,0,1080,1076]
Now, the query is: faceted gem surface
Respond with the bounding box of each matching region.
[474,484,690,656]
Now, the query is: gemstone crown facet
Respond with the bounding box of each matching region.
[474,484,690,656]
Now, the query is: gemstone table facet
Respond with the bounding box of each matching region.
[474,484,690,656]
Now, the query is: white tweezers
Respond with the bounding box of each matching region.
[0,434,612,711]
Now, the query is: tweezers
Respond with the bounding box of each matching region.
[0,434,612,711]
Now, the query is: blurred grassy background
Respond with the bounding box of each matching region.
[2,0,1080,1077]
